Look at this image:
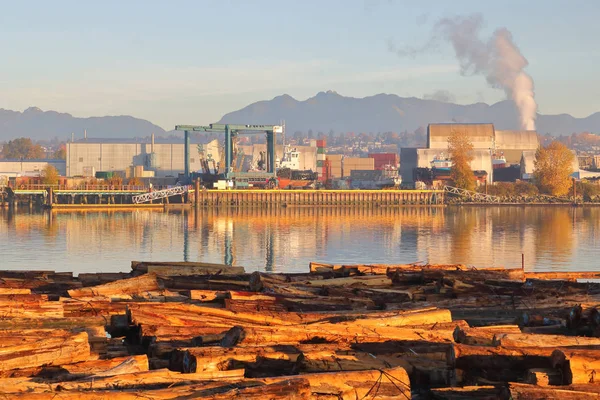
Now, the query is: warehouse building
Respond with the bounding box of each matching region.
[66,138,317,178]
[66,140,203,177]
[0,159,66,177]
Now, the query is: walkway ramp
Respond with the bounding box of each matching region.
[132,186,189,204]
[444,185,502,203]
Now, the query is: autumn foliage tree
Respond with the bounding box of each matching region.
[1,138,45,159]
[533,141,575,196]
[448,130,476,191]
[41,165,60,185]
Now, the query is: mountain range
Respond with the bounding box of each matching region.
[0,107,165,141]
[1,92,599,141]
[220,91,600,135]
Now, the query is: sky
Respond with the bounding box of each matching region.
[1,0,599,130]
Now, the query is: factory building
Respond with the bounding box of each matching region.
[66,137,317,178]
[401,123,541,185]
[494,130,540,164]
[66,138,221,178]
[427,123,495,150]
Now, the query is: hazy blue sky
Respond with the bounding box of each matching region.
[1,0,598,129]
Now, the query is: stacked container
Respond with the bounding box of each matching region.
[326,154,343,178]
[368,153,400,170]
[343,157,374,177]
[316,139,326,181]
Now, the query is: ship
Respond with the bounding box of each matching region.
[430,153,452,171]
[275,147,317,189]
[492,152,507,169]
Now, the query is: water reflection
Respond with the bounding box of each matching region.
[0,206,598,273]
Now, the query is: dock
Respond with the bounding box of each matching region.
[195,189,444,207]
[2,185,445,209]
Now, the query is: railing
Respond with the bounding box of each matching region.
[11,184,147,191]
[444,185,502,203]
[132,185,189,204]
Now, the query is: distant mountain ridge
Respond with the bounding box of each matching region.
[2,93,599,142]
[0,107,165,141]
[219,91,600,136]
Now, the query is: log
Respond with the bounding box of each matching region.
[67,273,161,299]
[429,385,505,400]
[0,331,91,372]
[217,323,456,346]
[132,260,245,275]
[508,382,600,399]
[0,288,31,295]
[298,275,392,287]
[552,349,600,384]
[493,333,600,347]
[0,380,309,400]
[261,366,411,399]
[0,355,149,379]
[453,325,522,346]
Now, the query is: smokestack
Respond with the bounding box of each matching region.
[390,14,537,130]
[84,129,87,140]
[151,133,155,153]
[71,132,74,142]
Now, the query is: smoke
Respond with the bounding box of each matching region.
[391,14,537,130]
[424,90,456,103]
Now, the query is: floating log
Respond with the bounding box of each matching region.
[67,273,161,299]
[132,260,245,275]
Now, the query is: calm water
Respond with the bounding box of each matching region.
[0,206,599,274]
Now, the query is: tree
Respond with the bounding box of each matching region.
[533,141,575,196]
[41,165,60,185]
[53,144,66,160]
[0,138,45,159]
[448,130,476,191]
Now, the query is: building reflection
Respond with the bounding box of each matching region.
[0,205,596,273]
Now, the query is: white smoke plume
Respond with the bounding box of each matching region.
[391,14,537,130]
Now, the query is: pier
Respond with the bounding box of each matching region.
[1,184,444,209]
[194,189,444,207]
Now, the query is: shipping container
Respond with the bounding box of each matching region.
[317,160,324,167]
[95,171,113,179]
[317,147,326,154]
[316,139,326,147]
[368,153,399,170]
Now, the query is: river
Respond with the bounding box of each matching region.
[1,206,598,274]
